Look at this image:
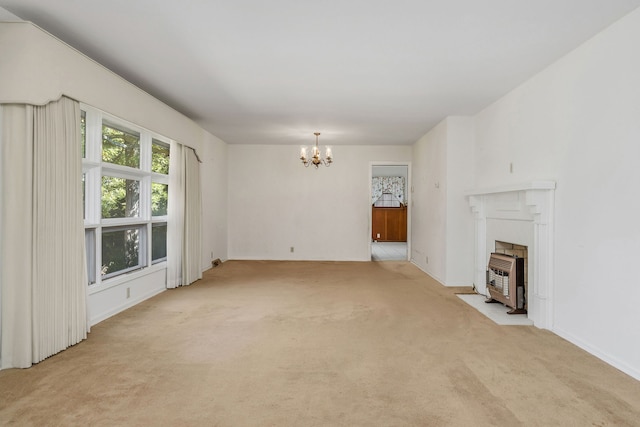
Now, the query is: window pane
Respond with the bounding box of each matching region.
[85,228,96,285]
[82,173,86,220]
[152,140,170,174]
[102,123,140,168]
[152,223,167,262]
[102,227,143,277]
[81,110,86,158]
[151,182,168,216]
[102,176,140,218]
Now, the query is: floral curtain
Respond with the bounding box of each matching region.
[372,176,405,205]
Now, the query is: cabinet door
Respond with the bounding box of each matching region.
[386,209,402,241]
[372,208,385,240]
[399,207,407,241]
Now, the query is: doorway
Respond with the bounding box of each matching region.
[370,163,410,261]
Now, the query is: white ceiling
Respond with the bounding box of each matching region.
[1,1,639,146]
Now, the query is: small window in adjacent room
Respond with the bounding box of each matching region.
[373,193,402,208]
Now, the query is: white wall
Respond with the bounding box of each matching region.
[200,133,229,269]
[445,117,475,285]
[472,8,640,379]
[411,117,474,286]
[228,144,412,261]
[411,120,448,282]
[372,165,408,178]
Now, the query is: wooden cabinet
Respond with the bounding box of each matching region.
[372,206,407,242]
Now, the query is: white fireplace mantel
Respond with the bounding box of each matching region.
[465,180,556,197]
[466,181,555,329]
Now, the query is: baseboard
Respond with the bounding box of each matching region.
[410,260,446,286]
[553,326,640,382]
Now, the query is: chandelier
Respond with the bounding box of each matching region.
[300,132,333,168]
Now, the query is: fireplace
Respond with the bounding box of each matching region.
[467,181,555,329]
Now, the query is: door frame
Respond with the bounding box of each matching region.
[368,161,412,261]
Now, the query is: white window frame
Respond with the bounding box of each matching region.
[82,104,171,291]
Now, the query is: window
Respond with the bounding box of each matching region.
[102,123,140,168]
[151,139,169,264]
[102,176,141,218]
[101,226,145,279]
[81,110,86,158]
[85,228,96,285]
[82,105,171,285]
[152,223,168,262]
[374,193,402,208]
[152,139,170,174]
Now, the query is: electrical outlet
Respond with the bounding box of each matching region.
[290,246,294,253]
[510,162,514,173]
[126,287,130,299]
[377,233,380,238]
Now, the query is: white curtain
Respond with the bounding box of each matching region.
[0,97,87,369]
[183,148,202,285]
[372,176,405,205]
[166,143,201,289]
[167,142,185,288]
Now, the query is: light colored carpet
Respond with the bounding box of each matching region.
[1,260,639,426]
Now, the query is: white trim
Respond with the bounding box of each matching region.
[369,161,412,261]
[465,181,556,197]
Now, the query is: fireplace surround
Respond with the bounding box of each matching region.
[467,181,555,329]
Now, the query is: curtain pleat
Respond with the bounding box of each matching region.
[166,142,184,288]
[166,143,201,288]
[182,148,202,285]
[31,97,87,363]
[0,97,87,369]
[0,104,34,369]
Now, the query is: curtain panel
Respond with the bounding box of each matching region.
[0,97,88,369]
[371,176,405,205]
[167,143,202,288]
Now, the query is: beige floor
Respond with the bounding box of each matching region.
[1,260,639,426]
